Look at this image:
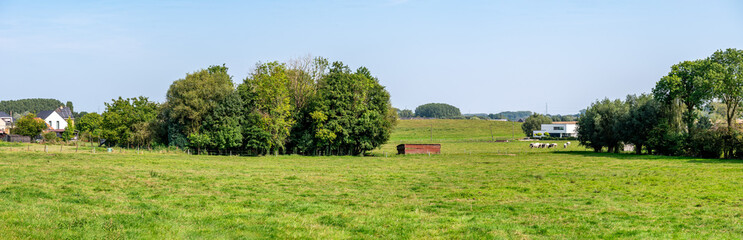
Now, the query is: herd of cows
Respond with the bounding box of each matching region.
[529,142,571,149]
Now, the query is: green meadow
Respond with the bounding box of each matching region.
[1,119,743,239]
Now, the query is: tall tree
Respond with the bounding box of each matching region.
[653,60,714,135]
[708,48,743,158]
[619,94,661,154]
[202,92,244,151]
[239,61,294,154]
[163,64,234,147]
[577,98,628,153]
[295,62,395,155]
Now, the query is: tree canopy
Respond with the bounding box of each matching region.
[13,113,47,137]
[0,98,64,115]
[521,113,551,137]
[415,103,461,118]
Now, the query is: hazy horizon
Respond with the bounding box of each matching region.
[2,0,741,115]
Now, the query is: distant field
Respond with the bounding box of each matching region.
[2,120,743,239]
[373,119,560,155]
[389,119,525,142]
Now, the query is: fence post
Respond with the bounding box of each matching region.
[45,145,48,153]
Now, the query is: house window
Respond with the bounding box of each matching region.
[553,126,564,130]
[56,121,60,129]
[49,121,52,128]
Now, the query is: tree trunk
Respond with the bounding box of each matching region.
[635,144,642,155]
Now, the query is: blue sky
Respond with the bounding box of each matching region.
[1,0,741,114]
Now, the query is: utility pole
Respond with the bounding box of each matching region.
[490,124,494,142]
[430,122,433,142]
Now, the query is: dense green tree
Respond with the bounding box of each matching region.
[521,113,551,137]
[619,94,661,154]
[709,48,743,158]
[577,99,628,153]
[415,103,461,118]
[101,97,159,147]
[13,113,47,137]
[294,62,395,155]
[77,112,102,133]
[0,98,64,115]
[202,92,244,151]
[653,60,714,135]
[238,61,295,154]
[163,64,234,147]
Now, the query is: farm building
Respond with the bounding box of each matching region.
[397,144,441,154]
[37,109,68,130]
[533,121,578,138]
[0,111,11,135]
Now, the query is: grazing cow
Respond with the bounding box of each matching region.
[530,143,543,148]
[566,142,571,146]
[563,143,568,148]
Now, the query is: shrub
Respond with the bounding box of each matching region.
[688,129,722,158]
[42,132,58,144]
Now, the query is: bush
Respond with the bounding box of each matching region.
[688,129,722,158]
[42,132,58,144]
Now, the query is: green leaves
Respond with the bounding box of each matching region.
[13,113,47,137]
[414,103,461,118]
[521,113,551,137]
[101,96,159,146]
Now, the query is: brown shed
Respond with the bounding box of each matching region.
[397,144,441,154]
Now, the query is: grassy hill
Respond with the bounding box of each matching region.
[374,119,556,155]
[389,119,525,143]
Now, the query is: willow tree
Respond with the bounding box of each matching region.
[653,60,714,135]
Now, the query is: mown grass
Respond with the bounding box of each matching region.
[1,119,743,239]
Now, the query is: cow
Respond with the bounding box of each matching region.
[563,143,568,148]
[530,143,542,148]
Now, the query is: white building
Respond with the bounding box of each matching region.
[533,121,578,138]
[37,110,68,130]
[0,111,11,134]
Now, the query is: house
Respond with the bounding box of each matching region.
[397,144,441,154]
[533,121,578,138]
[37,110,68,130]
[55,106,74,121]
[0,111,12,135]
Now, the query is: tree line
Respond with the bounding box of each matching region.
[71,57,395,156]
[577,48,743,158]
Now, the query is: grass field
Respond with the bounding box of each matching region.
[2,119,743,239]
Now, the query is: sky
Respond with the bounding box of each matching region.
[1,0,742,115]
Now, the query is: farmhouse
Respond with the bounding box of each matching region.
[37,110,68,130]
[0,111,11,135]
[533,121,578,138]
